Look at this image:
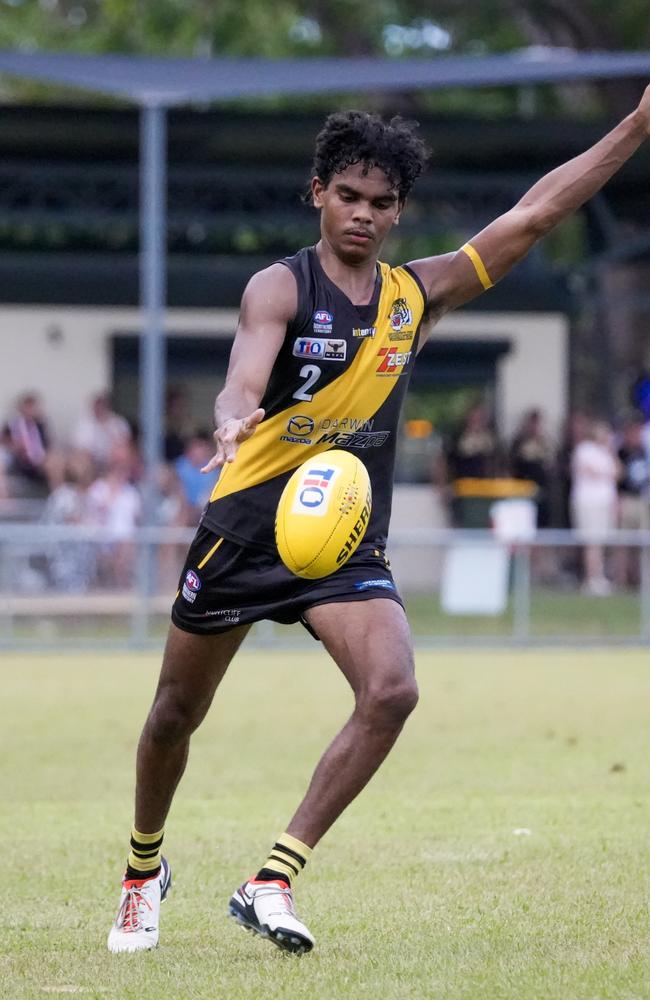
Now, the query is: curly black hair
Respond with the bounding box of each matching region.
[308,110,429,204]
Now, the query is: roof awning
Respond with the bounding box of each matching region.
[0,49,649,106]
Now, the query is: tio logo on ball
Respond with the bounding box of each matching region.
[291,465,339,516]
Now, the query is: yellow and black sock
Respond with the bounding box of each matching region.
[255,832,312,887]
[125,827,164,881]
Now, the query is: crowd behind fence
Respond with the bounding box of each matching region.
[4,379,650,648]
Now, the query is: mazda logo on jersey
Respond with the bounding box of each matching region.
[287,415,315,436]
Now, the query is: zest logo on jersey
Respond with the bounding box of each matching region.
[293,337,347,361]
[291,465,340,516]
[375,346,413,376]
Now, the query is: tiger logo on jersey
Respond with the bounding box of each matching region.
[388,298,413,333]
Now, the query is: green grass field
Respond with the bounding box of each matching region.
[3,648,650,999]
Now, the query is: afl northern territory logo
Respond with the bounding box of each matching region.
[313,309,333,334]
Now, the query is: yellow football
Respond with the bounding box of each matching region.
[275,450,372,579]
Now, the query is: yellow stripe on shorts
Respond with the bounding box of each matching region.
[198,536,224,569]
[460,242,494,290]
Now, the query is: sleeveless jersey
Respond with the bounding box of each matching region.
[202,246,427,551]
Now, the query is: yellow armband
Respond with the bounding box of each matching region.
[460,242,494,290]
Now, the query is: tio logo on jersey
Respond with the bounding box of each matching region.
[293,337,347,361]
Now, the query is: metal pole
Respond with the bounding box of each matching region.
[0,542,15,643]
[512,544,531,641]
[136,103,167,635]
[594,264,614,421]
[139,102,167,525]
[640,540,650,641]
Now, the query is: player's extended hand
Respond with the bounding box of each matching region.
[201,408,265,472]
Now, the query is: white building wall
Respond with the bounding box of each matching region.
[435,311,569,438]
[0,306,238,441]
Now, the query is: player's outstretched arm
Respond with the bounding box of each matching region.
[410,83,650,319]
[201,264,297,472]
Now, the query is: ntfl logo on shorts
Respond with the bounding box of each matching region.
[182,569,201,603]
[291,465,339,517]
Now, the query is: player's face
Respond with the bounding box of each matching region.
[312,163,402,264]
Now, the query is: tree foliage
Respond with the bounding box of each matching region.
[0,0,648,113]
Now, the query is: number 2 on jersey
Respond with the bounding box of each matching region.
[293,364,321,402]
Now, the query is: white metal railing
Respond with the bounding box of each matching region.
[1,523,650,647]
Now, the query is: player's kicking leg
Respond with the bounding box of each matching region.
[228,597,417,954]
[108,621,248,953]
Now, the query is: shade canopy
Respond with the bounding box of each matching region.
[0,49,649,107]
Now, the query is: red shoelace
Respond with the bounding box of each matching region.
[118,885,153,933]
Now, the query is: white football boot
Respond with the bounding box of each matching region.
[228,878,315,954]
[107,857,172,953]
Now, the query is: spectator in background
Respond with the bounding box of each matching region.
[85,440,142,588]
[4,392,53,498]
[157,463,189,531]
[42,454,95,591]
[570,420,619,596]
[164,385,191,462]
[0,426,10,502]
[174,432,217,523]
[631,373,650,460]
[510,409,554,527]
[613,414,650,588]
[72,391,132,473]
[557,410,589,529]
[43,452,92,525]
[446,403,500,481]
[156,463,191,591]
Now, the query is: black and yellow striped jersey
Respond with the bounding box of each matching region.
[202,246,427,551]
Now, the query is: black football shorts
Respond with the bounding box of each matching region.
[171,524,404,639]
